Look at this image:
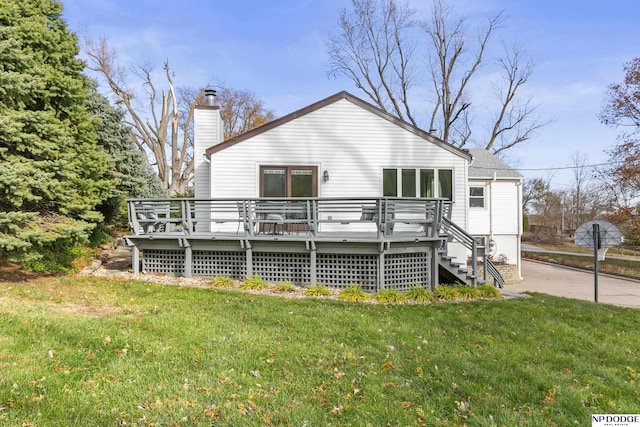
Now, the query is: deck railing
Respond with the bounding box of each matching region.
[127,197,448,241]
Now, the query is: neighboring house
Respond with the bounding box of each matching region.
[467,149,524,281]
[192,91,522,281]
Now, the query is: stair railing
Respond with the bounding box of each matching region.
[485,258,506,288]
[439,216,478,285]
[439,216,505,288]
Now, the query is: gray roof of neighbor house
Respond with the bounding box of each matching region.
[468,149,523,179]
[206,91,472,161]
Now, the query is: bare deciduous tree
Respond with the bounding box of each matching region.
[327,0,417,126]
[522,177,550,216]
[85,39,275,195]
[569,152,593,226]
[485,43,550,154]
[598,58,640,242]
[327,0,547,154]
[600,57,640,194]
[424,0,501,146]
[214,88,276,140]
[86,38,203,195]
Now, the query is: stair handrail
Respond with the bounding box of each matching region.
[485,258,506,288]
[440,216,478,285]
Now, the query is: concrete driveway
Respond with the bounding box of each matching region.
[502,259,640,308]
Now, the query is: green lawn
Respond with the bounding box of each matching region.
[1,276,639,426]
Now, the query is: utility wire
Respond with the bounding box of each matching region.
[515,161,619,172]
[471,160,624,172]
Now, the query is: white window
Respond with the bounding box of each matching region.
[469,186,485,208]
[383,168,453,200]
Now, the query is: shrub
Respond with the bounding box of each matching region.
[22,242,90,274]
[89,225,114,247]
[457,285,480,300]
[471,253,510,266]
[209,276,236,288]
[373,289,406,304]
[273,281,297,293]
[490,254,510,265]
[435,284,461,300]
[240,274,269,291]
[404,285,436,303]
[477,284,501,298]
[303,284,333,297]
[338,284,370,302]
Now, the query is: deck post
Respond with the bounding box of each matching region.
[430,244,439,291]
[245,240,253,278]
[308,240,317,284]
[131,245,140,274]
[183,239,192,278]
[378,251,385,291]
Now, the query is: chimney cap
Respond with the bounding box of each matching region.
[203,89,217,107]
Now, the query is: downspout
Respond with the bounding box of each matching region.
[203,153,211,194]
[488,171,496,254]
[489,172,496,239]
[516,179,523,280]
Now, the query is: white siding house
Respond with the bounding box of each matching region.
[193,91,522,278]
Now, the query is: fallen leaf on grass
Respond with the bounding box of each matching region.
[204,405,220,420]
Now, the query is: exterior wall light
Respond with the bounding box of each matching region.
[323,170,330,182]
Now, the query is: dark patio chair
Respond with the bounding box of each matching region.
[256,201,286,234]
[236,201,253,235]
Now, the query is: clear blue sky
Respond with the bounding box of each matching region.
[62,0,640,189]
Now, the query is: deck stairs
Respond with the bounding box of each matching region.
[438,216,505,287]
[438,249,475,285]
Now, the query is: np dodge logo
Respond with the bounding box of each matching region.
[592,414,640,427]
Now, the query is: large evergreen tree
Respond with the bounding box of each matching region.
[0,0,114,267]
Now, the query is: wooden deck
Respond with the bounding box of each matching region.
[125,197,451,292]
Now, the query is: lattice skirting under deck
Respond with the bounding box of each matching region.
[139,246,433,292]
[317,254,378,292]
[142,250,185,276]
[253,252,312,284]
[192,251,246,278]
[384,252,431,292]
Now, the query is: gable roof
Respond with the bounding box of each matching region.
[206,91,472,160]
[468,149,523,179]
